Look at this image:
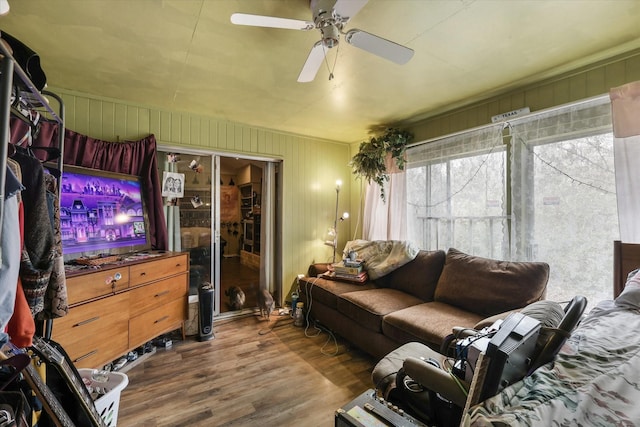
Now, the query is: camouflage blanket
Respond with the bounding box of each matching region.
[342,240,419,280]
[463,300,640,426]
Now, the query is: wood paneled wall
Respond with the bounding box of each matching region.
[51,88,352,297]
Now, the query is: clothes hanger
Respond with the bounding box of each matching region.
[30,146,60,163]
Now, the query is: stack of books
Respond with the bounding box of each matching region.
[328,259,368,283]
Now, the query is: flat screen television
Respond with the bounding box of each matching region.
[59,165,152,260]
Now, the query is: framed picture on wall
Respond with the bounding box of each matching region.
[221,185,239,222]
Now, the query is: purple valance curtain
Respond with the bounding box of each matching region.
[10,119,168,250]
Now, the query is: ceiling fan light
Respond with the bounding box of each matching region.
[320,24,340,49]
[323,38,338,49]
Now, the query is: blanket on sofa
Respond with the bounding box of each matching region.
[343,240,419,280]
[464,297,640,425]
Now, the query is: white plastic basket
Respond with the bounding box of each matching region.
[78,368,129,427]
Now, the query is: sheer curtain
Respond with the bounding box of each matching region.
[405,124,506,257]
[363,152,407,241]
[610,81,640,243]
[505,98,615,305]
[506,97,613,261]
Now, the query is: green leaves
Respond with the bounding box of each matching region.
[350,128,413,201]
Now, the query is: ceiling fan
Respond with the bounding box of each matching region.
[230,0,414,82]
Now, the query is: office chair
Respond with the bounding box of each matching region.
[388,296,587,426]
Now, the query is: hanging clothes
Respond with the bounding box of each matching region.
[37,171,68,319]
[11,148,55,316]
[0,166,24,345]
[6,158,35,347]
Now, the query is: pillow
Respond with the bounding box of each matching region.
[615,268,640,309]
[376,250,446,301]
[473,300,564,330]
[434,248,550,317]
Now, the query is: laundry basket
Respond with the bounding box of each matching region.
[78,369,129,427]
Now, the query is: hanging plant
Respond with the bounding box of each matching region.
[350,127,413,202]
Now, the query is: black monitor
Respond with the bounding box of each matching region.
[479,312,541,402]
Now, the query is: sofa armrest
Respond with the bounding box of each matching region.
[308,263,331,276]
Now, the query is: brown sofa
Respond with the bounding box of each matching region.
[299,248,549,359]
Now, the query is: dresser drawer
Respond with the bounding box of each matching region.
[129,298,186,349]
[129,254,188,287]
[129,273,188,317]
[52,293,129,369]
[66,267,130,305]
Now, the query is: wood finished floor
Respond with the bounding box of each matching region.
[219,256,260,313]
[117,314,376,426]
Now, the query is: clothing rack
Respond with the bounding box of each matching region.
[0,38,65,261]
[0,37,65,340]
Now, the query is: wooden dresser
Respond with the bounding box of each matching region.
[52,251,189,369]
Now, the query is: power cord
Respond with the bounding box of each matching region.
[447,367,469,398]
[302,276,339,356]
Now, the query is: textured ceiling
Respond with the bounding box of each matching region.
[1,0,640,143]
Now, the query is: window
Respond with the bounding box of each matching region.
[407,125,508,259]
[406,97,617,307]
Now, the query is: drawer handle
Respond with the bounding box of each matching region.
[74,316,100,327]
[154,315,169,324]
[74,350,98,362]
[139,272,147,276]
[176,263,182,267]
[154,290,170,298]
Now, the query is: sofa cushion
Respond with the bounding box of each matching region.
[434,248,549,317]
[337,288,424,333]
[376,250,446,301]
[382,301,484,348]
[299,277,376,309]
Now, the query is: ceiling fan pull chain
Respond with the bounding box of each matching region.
[324,42,340,81]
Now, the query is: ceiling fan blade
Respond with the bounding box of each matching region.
[345,29,414,65]
[230,13,314,30]
[298,41,326,83]
[333,0,369,23]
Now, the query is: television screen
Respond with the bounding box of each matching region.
[59,165,151,260]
